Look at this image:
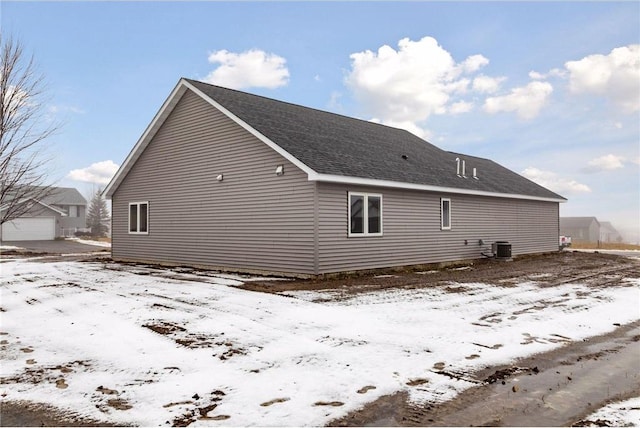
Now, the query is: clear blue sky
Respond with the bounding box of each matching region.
[3,1,639,241]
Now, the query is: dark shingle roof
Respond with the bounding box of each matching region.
[41,187,87,206]
[186,79,564,201]
[560,217,600,229]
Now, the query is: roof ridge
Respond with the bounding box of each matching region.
[446,150,493,162]
[183,78,425,140]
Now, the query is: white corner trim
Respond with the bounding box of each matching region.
[310,173,566,203]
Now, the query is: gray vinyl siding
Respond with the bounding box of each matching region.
[563,221,600,243]
[317,183,559,274]
[58,205,87,235]
[111,90,316,275]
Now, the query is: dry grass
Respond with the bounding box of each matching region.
[78,237,111,243]
[570,241,640,251]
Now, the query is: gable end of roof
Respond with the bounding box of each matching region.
[105,78,566,203]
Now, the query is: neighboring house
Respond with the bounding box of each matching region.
[560,217,601,243]
[599,221,622,243]
[1,187,87,241]
[104,78,566,277]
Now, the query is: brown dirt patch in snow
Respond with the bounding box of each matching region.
[329,321,640,427]
[0,401,123,427]
[242,251,640,296]
[169,390,228,427]
[143,321,251,360]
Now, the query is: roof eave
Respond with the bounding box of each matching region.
[34,200,68,216]
[0,198,68,216]
[104,78,319,199]
[182,79,318,178]
[104,80,191,199]
[309,173,567,203]
[104,78,566,205]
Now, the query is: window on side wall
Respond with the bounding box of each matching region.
[348,192,382,237]
[129,202,149,234]
[441,198,451,230]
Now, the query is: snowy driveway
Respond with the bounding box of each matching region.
[1,258,639,426]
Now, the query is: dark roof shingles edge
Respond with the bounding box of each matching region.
[185,79,565,201]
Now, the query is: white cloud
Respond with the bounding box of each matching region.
[528,68,566,80]
[522,167,591,194]
[204,49,289,90]
[49,105,85,115]
[472,75,506,94]
[370,118,432,140]
[345,36,488,127]
[483,81,553,120]
[565,44,640,113]
[582,154,626,173]
[68,160,119,185]
[461,54,490,73]
[449,100,473,114]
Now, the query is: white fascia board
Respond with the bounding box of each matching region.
[310,173,567,203]
[103,81,190,199]
[0,198,67,215]
[182,80,318,178]
[33,200,68,216]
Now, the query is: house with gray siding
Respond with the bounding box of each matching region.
[599,221,622,243]
[1,187,87,241]
[104,78,566,277]
[560,217,601,243]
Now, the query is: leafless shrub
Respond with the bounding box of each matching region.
[0,33,58,228]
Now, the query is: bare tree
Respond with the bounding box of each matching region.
[0,33,58,229]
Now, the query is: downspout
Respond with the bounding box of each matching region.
[313,181,319,275]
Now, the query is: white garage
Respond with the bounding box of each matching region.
[1,217,56,241]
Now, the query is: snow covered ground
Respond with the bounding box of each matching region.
[69,238,112,248]
[580,397,640,427]
[1,258,639,426]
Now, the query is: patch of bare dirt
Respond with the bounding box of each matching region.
[329,321,640,427]
[142,321,252,360]
[241,251,640,295]
[0,401,123,427]
[169,389,228,427]
[1,360,91,386]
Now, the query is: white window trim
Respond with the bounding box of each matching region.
[128,201,149,235]
[348,192,383,237]
[441,198,451,230]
